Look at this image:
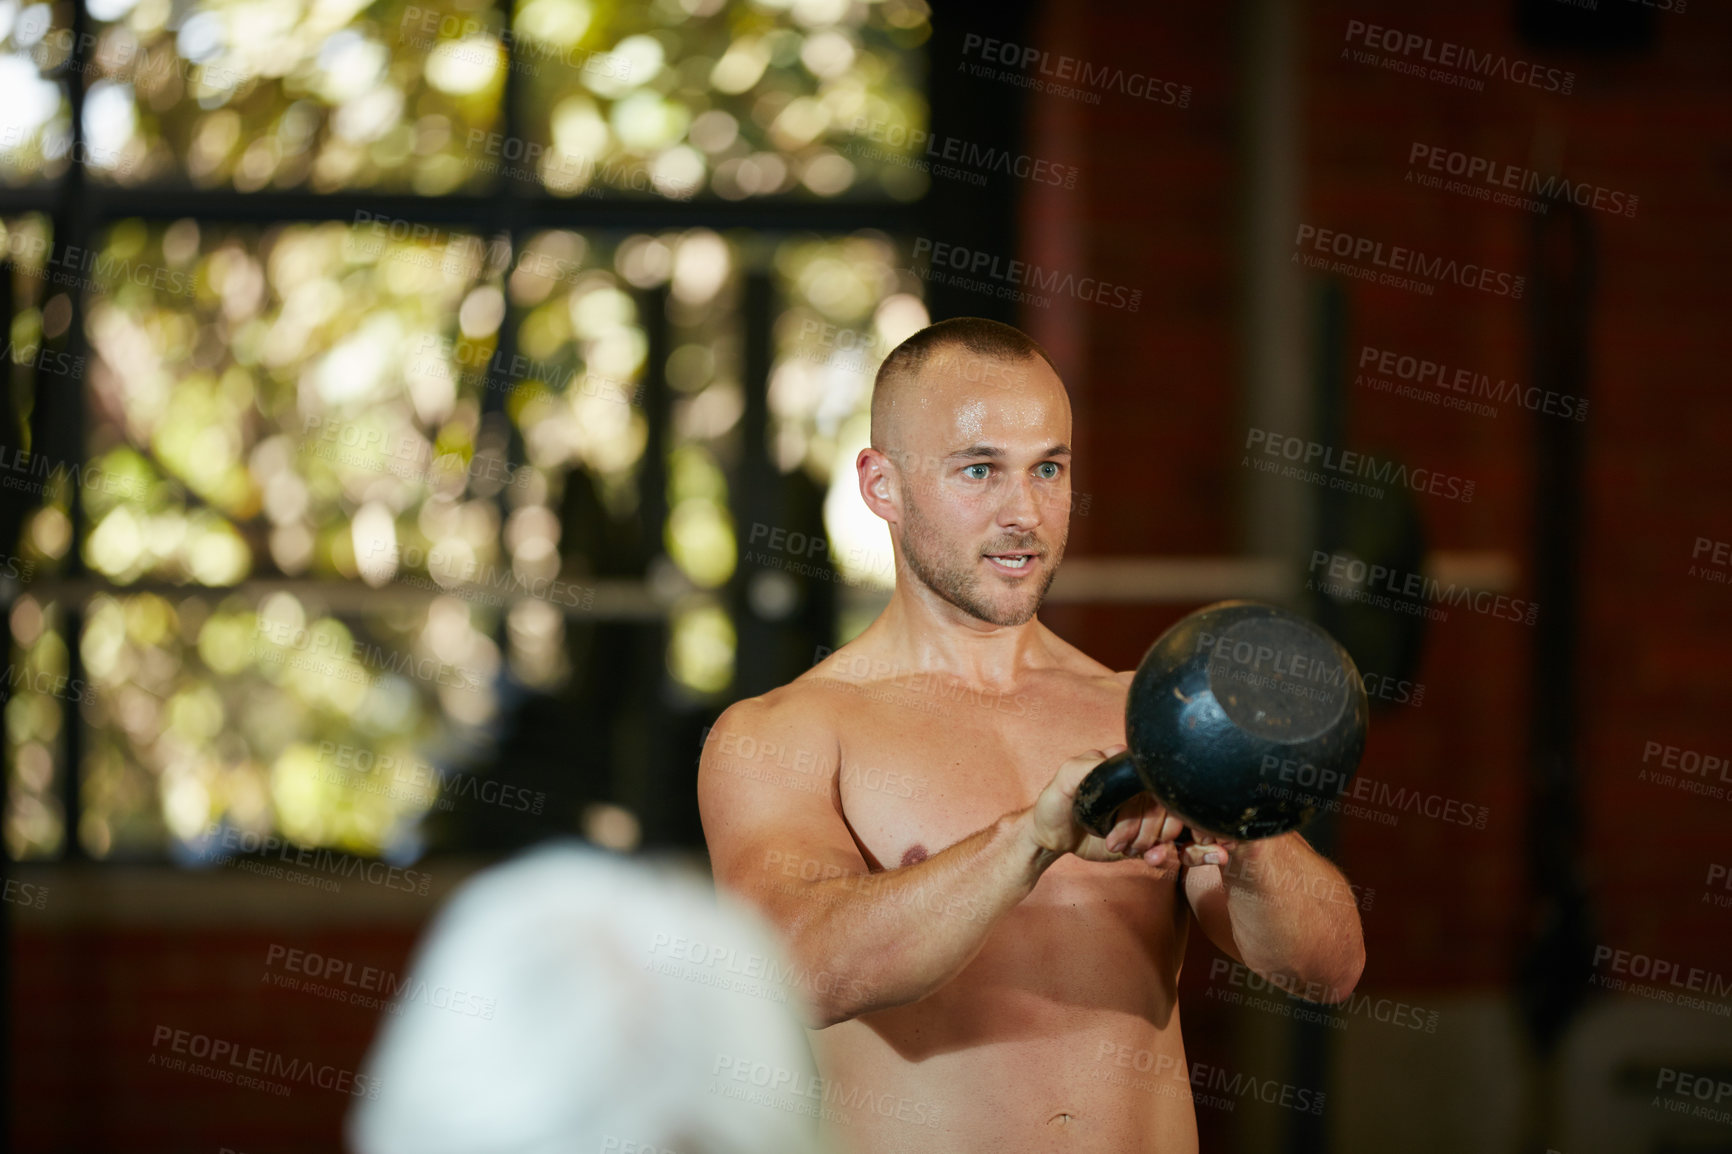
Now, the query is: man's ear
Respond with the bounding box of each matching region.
[857,446,901,524]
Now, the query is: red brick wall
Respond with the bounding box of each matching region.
[12,919,420,1152]
[1021,0,1732,998]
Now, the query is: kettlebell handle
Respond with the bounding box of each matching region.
[1073,753,1196,847]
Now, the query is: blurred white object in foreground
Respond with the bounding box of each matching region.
[347,841,824,1154]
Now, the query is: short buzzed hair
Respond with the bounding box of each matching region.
[870,317,1057,449]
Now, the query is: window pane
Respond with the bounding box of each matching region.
[78,589,500,859]
[504,229,648,512]
[84,0,503,191]
[74,220,513,857]
[769,231,921,482]
[768,232,919,598]
[507,227,749,692]
[656,228,739,694]
[2,214,77,581]
[0,2,72,185]
[5,596,67,859]
[515,0,932,200]
[83,218,506,585]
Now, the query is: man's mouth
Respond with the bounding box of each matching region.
[984,552,1039,573]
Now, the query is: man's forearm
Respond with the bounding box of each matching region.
[1217,834,1365,1002]
[769,812,1056,1026]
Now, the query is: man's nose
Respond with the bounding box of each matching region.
[998,475,1044,528]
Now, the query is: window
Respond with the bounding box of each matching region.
[3,0,934,862]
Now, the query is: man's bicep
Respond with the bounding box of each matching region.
[698,701,868,919]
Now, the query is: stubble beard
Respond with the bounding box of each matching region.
[900,498,1067,627]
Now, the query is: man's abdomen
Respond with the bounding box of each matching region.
[810,868,1195,1154]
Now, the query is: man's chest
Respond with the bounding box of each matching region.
[828,678,1127,871]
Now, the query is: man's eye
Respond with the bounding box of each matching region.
[1036,462,1060,479]
[963,464,990,480]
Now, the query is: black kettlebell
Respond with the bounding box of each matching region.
[1074,600,1370,842]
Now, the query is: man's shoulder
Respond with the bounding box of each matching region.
[708,673,846,746]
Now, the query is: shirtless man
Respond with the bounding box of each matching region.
[698,318,1365,1153]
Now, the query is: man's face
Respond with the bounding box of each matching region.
[891,352,1073,627]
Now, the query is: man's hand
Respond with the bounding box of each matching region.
[1167,829,1238,871]
[1026,746,1187,864]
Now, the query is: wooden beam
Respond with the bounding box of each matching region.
[24,551,1516,620]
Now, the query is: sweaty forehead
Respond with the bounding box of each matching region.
[877,350,1070,453]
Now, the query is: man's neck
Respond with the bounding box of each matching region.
[861,578,1056,689]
